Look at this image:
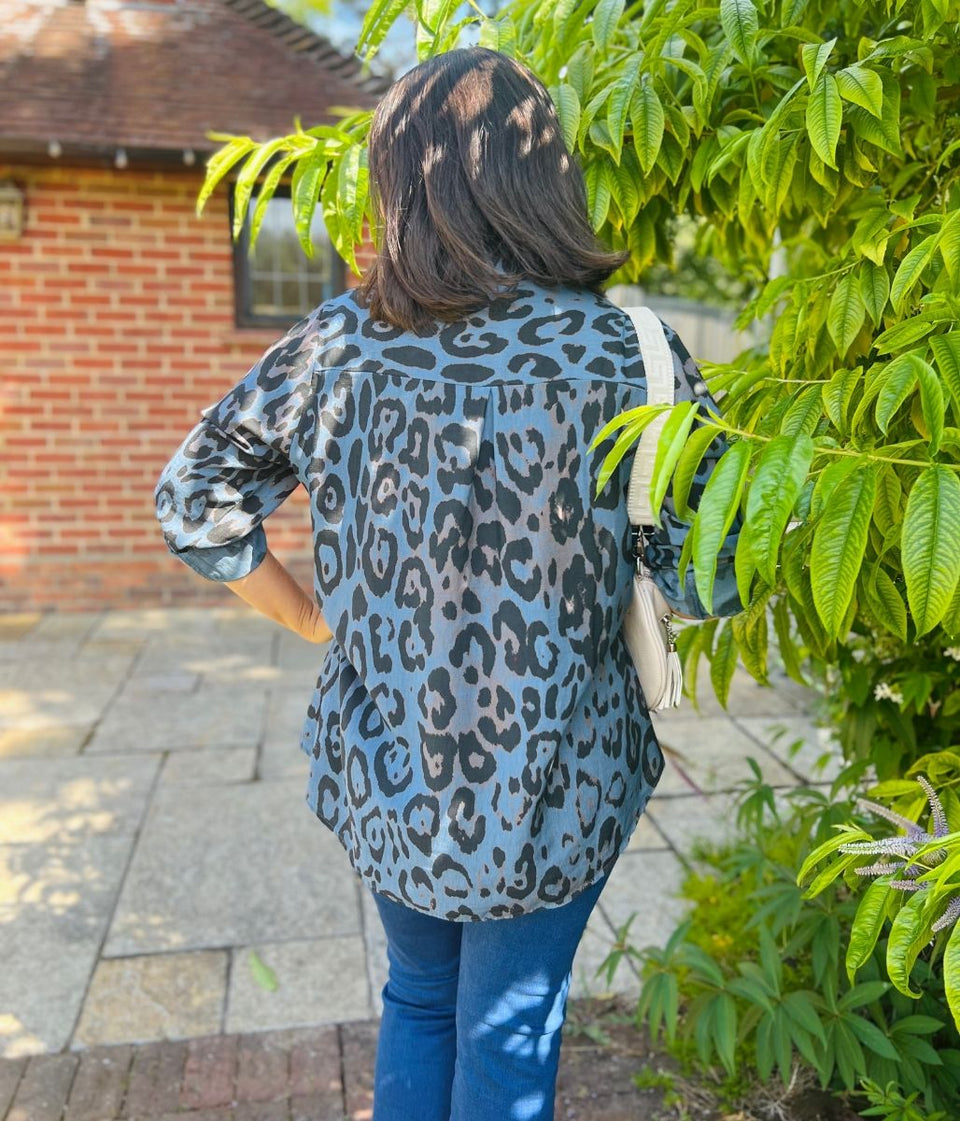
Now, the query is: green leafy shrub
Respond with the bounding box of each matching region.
[799,773,960,1032]
[599,770,960,1115]
[199,0,960,705]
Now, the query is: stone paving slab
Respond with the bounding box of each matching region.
[159,748,258,787]
[646,791,743,855]
[86,684,269,755]
[595,850,689,955]
[0,725,94,760]
[735,712,845,785]
[73,951,229,1049]
[225,937,370,1035]
[0,835,136,1057]
[651,715,799,794]
[0,755,160,845]
[103,779,362,957]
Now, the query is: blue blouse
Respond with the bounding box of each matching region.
[154,282,743,921]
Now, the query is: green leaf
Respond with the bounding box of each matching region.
[672,423,722,521]
[589,119,622,165]
[584,160,612,231]
[828,272,866,355]
[564,44,595,102]
[630,82,665,175]
[836,64,884,118]
[847,1016,899,1060]
[810,466,876,638]
[780,384,823,437]
[231,137,290,240]
[838,979,890,1011]
[865,566,909,642]
[811,457,861,520]
[248,151,299,252]
[852,207,892,266]
[805,72,842,171]
[611,146,642,225]
[945,921,960,1033]
[607,69,638,155]
[592,0,624,52]
[937,209,960,281]
[874,316,938,355]
[797,826,870,889]
[478,14,516,54]
[916,359,945,454]
[710,621,739,708]
[555,84,581,156]
[693,440,751,615]
[714,994,738,1075]
[886,891,932,999]
[594,418,647,498]
[848,71,903,157]
[650,402,701,524]
[783,991,827,1046]
[890,234,937,314]
[822,367,862,433]
[197,136,257,217]
[588,404,659,453]
[902,464,960,637]
[730,584,771,683]
[291,148,328,258]
[875,354,921,434]
[772,595,808,685]
[248,949,279,992]
[846,880,892,983]
[930,332,960,413]
[720,0,758,66]
[762,134,800,214]
[337,143,368,243]
[859,261,890,326]
[744,434,814,586]
[801,38,836,90]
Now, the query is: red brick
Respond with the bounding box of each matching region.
[7,1053,78,1121]
[64,1044,132,1121]
[122,1038,188,1116]
[179,1035,238,1111]
[1,162,360,611]
[0,1057,26,1117]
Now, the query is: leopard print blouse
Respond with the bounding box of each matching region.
[154,281,744,921]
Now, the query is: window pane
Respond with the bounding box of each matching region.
[243,195,341,319]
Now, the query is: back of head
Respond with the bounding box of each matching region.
[357,46,628,332]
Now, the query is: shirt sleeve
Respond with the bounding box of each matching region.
[641,317,745,620]
[153,315,318,583]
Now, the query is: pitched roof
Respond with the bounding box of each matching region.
[0,0,391,159]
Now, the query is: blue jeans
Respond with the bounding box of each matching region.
[368,871,612,1121]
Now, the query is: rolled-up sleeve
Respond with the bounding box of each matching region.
[641,319,745,620]
[154,331,313,583]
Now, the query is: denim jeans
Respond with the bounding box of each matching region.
[368,870,612,1121]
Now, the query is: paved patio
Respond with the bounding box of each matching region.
[0,607,840,1063]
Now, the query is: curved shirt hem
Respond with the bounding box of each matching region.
[304,774,660,924]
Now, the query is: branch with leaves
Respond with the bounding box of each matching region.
[197,0,960,707]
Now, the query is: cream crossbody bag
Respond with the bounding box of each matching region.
[621,305,684,712]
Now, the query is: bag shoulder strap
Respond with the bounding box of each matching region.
[623,305,676,526]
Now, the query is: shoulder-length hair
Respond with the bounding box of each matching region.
[356,46,629,332]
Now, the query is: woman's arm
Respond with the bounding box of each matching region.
[225,548,333,644]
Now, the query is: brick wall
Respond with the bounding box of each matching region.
[0,163,374,613]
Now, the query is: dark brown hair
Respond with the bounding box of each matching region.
[356,46,629,332]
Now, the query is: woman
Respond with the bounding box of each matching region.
[154,46,743,1121]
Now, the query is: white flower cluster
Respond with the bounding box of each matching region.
[873,682,904,704]
[944,646,960,662]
